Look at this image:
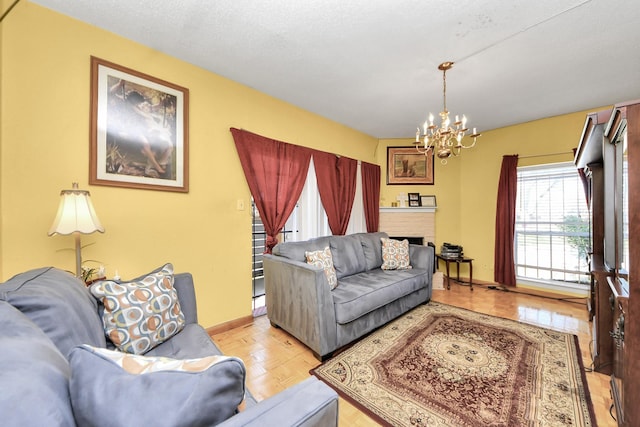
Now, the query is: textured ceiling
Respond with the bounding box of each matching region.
[30,0,640,138]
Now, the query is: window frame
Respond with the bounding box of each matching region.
[514,161,591,293]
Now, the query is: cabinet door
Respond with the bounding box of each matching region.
[592,271,614,373]
[611,294,627,424]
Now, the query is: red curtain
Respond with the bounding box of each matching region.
[231,128,312,253]
[361,161,380,232]
[494,154,519,286]
[313,151,357,235]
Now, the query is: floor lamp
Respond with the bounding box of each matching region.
[48,183,104,278]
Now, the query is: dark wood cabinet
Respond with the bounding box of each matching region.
[576,101,639,426]
[575,109,614,374]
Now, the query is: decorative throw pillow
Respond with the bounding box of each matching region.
[305,246,338,290]
[380,238,412,270]
[90,263,185,354]
[68,344,246,427]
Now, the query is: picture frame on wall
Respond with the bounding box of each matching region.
[90,56,189,192]
[420,195,437,207]
[386,146,434,185]
[408,192,421,207]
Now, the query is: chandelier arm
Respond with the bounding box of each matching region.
[459,138,479,149]
[414,142,429,154]
[451,141,462,156]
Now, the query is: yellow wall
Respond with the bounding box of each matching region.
[0,1,7,282]
[0,2,377,328]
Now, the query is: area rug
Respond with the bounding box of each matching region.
[311,302,595,427]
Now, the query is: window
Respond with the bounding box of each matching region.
[515,162,590,290]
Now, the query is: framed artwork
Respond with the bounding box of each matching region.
[421,195,437,207]
[386,146,434,185]
[408,192,421,207]
[90,56,189,192]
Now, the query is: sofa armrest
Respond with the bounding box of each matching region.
[263,255,338,359]
[410,244,434,301]
[409,244,434,272]
[218,377,338,427]
[173,272,198,325]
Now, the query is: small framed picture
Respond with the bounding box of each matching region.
[420,195,437,207]
[408,193,421,207]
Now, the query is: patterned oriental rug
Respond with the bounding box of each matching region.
[311,302,595,427]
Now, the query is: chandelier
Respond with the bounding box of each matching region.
[414,61,480,164]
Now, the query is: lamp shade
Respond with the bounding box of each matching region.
[48,183,104,236]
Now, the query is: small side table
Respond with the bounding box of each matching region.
[435,254,474,291]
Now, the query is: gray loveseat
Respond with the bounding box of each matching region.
[263,232,434,360]
[0,266,338,427]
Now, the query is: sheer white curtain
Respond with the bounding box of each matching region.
[286,159,366,241]
[287,158,329,241]
[346,161,366,235]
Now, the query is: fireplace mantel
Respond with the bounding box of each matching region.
[379,207,436,246]
[379,207,436,213]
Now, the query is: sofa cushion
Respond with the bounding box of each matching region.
[90,263,185,355]
[272,236,331,262]
[381,238,412,270]
[305,246,338,290]
[356,232,388,270]
[69,344,246,427]
[332,269,429,324]
[0,266,106,358]
[329,234,367,279]
[145,323,222,358]
[0,301,75,426]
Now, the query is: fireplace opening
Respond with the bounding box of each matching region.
[389,238,436,273]
[390,236,424,245]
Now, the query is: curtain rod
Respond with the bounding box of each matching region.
[518,151,573,159]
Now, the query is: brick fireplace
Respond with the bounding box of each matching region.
[379,207,436,246]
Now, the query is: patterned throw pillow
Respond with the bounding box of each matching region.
[68,344,246,427]
[305,246,338,290]
[90,263,185,354]
[380,238,413,270]
[79,345,237,374]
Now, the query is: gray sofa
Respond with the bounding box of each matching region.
[263,232,434,360]
[0,266,338,427]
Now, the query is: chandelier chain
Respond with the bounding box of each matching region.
[442,67,447,113]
